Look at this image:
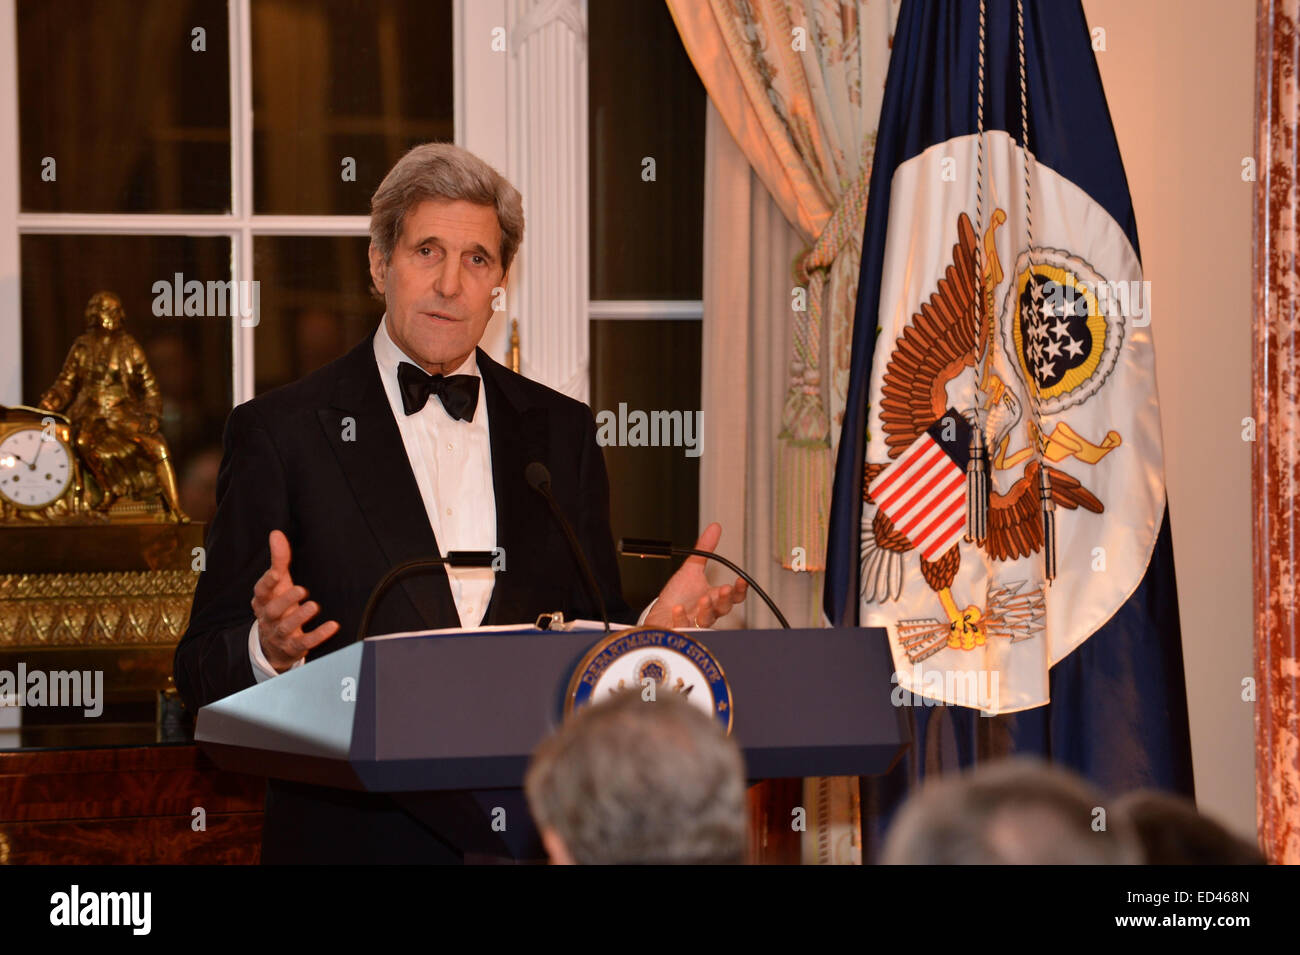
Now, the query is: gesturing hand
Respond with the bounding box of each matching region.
[252,529,340,673]
[643,522,748,630]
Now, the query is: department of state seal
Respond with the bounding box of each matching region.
[565,627,733,733]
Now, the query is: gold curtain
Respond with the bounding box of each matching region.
[666,0,897,571]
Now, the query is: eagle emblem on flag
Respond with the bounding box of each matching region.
[861,211,1119,665]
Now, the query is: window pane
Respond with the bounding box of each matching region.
[251,0,454,215]
[18,0,231,213]
[252,235,380,394]
[20,234,235,523]
[590,319,702,611]
[589,1,705,300]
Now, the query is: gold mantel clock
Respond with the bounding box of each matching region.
[0,406,79,515]
[4,290,189,525]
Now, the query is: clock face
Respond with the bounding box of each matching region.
[0,427,73,508]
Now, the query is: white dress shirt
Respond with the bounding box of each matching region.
[249,313,495,680]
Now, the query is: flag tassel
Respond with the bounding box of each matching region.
[776,433,830,572]
[1039,464,1056,582]
[965,424,988,543]
[776,361,830,572]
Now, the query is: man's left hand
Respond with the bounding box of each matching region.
[643,522,747,629]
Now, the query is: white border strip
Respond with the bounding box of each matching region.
[15,215,370,235]
[588,299,703,320]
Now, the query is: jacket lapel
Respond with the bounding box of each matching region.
[477,347,552,626]
[317,328,458,633]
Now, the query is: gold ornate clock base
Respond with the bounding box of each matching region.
[0,567,196,648]
[0,523,205,714]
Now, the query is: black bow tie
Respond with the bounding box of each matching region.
[397,361,480,422]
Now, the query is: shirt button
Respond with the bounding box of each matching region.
[447,442,454,451]
[445,507,452,515]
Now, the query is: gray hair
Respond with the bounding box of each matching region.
[1113,790,1266,864]
[882,757,1143,865]
[524,689,748,865]
[369,142,524,273]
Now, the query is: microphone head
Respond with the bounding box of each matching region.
[525,461,552,492]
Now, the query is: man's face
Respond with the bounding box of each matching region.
[369,198,507,375]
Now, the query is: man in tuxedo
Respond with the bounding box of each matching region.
[173,142,747,863]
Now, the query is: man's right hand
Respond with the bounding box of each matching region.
[253,529,340,673]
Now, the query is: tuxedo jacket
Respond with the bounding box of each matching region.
[174,326,634,863]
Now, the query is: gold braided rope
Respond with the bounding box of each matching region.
[974,0,1050,581]
[776,140,875,572]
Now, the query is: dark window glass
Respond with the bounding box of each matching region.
[589,0,705,300]
[17,0,231,213]
[251,0,454,215]
[252,235,380,394]
[590,319,702,611]
[20,234,235,523]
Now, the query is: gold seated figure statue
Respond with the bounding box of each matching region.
[37,291,189,523]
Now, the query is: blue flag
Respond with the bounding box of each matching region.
[824,0,1194,826]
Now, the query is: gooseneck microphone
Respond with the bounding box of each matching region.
[618,537,791,629]
[526,461,610,633]
[358,550,498,640]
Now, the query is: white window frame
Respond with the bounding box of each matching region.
[0,0,698,411]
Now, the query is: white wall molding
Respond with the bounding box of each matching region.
[504,0,589,400]
[511,0,585,48]
[0,0,22,405]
